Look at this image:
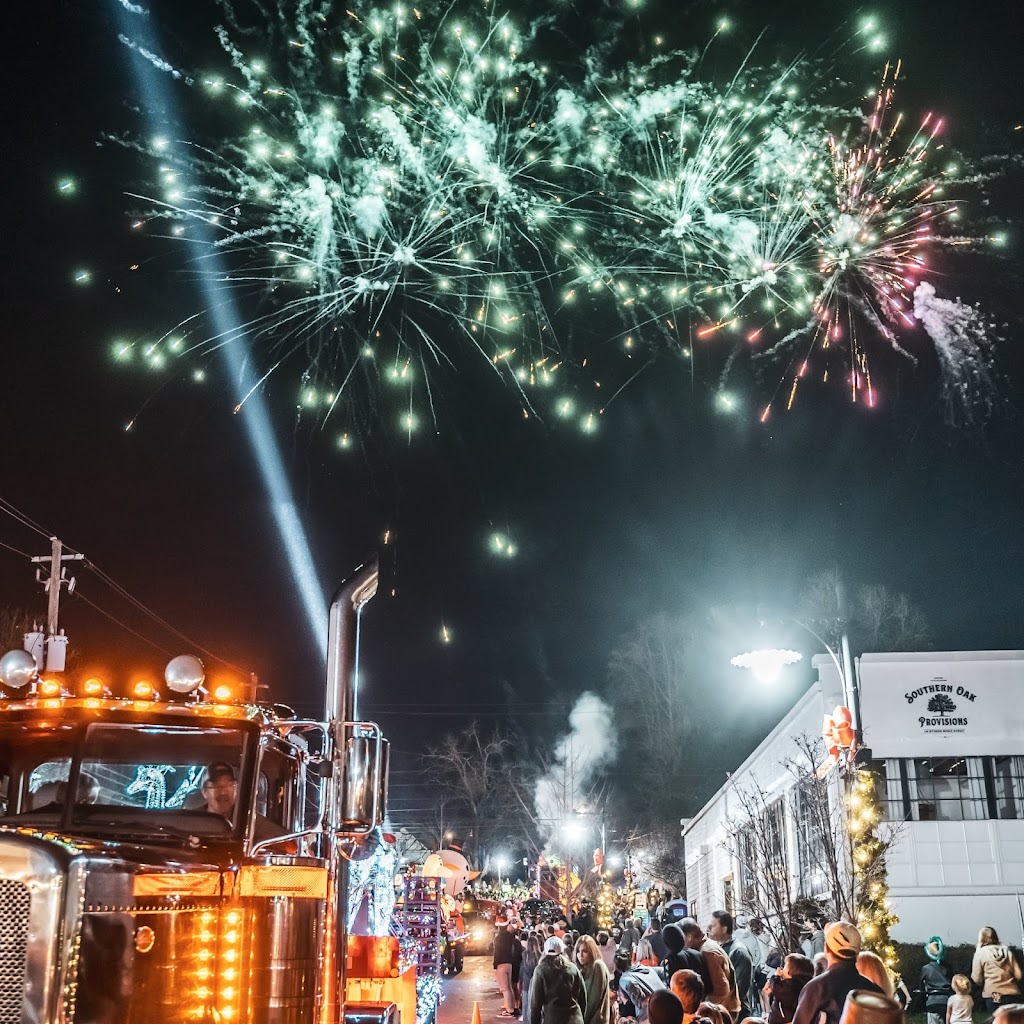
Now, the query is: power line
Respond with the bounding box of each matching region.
[1,506,247,676]
[0,496,54,541]
[0,538,32,559]
[82,560,249,674]
[74,591,176,657]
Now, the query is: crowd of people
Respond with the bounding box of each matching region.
[487,906,1024,1024]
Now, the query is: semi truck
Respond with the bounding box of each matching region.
[0,560,413,1024]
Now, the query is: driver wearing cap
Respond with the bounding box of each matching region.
[202,762,238,817]
[202,762,295,849]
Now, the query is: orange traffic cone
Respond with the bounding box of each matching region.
[471,1002,482,1024]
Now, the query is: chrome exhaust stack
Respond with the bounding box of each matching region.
[325,558,379,725]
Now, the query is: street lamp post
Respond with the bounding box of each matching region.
[494,855,509,889]
[731,588,863,744]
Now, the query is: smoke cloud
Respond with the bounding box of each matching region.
[534,692,617,845]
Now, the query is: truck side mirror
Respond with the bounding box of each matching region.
[331,722,390,834]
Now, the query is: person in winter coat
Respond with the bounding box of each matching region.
[597,932,619,974]
[679,919,740,1022]
[765,953,814,1024]
[618,965,667,1024]
[576,935,612,1024]
[635,939,661,968]
[531,937,587,1024]
[971,927,1023,1014]
[620,921,642,957]
[663,925,711,996]
[791,922,882,1024]
[513,929,525,1014]
[523,933,545,1024]
[709,912,753,1020]
[495,919,519,1018]
[921,937,955,1024]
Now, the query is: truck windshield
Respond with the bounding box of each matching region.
[0,721,251,840]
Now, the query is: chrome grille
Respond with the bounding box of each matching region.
[0,877,31,1024]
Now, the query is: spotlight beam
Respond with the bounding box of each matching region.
[111,2,328,658]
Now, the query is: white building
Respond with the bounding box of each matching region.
[683,650,1024,945]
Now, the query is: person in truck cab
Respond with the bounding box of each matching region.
[202,762,239,817]
[202,761,296,848]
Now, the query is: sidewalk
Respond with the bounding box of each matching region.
[437,954,510,1024]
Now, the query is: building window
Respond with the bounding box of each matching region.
[736,826,756,899]
[878,760,909,821]
[989,756,1024,819]
[907,757,987,821]
[793,780,829,898]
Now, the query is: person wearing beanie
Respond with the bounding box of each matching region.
[664,923,712,996]
[791,922,883,1024]
[920,937,954,1024]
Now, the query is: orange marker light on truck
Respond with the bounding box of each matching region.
[82,677,106,697]
[38,679,63,698]
[212,684,233,703]
[131,680,156,700]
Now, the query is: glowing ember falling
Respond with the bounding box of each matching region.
[107,4,1003,436]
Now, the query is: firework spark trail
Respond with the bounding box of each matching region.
[111,2,1003,434]
[122,1,599,437]
[913,282,1001,425]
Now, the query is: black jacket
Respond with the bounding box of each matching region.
[495,928,516,968]
[920,961,955,1013]
[663,948,711,994]
[792,961,884,1024]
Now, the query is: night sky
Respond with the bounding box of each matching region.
[2,0,1022,826]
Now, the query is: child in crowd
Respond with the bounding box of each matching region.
[947,975,974,1024]
[766,953,815,1024]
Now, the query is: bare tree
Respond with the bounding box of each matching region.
[607,615,706,835]
[420,721,514,866]
[723,779,799,955]
[786,736,856,921]
[797,569,931,653]
[0,606,31,653]
[624,825,687,895]
[724,734,903,956]
[856,584,931,652]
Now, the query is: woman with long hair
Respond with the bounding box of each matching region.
[530,937,587,1024]
[523,933,545,1024]
[633,939,660,968]
[856,952,895,1000]
[972,927,1023,1015]
[575,935,612,1024]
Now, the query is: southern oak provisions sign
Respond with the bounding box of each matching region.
[857,652,1024,757]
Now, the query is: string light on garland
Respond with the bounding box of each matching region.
[848,768,899,974]
[597,880,614,932]
[415,975,443,1024]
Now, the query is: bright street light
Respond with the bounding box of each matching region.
[732,583,864,746]
[730,648,802,683]
[493,854,510,887]
[563,820,586,841]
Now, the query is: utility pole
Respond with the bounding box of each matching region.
[30,537,84,672]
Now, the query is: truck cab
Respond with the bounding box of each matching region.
[0,561,397,1024]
